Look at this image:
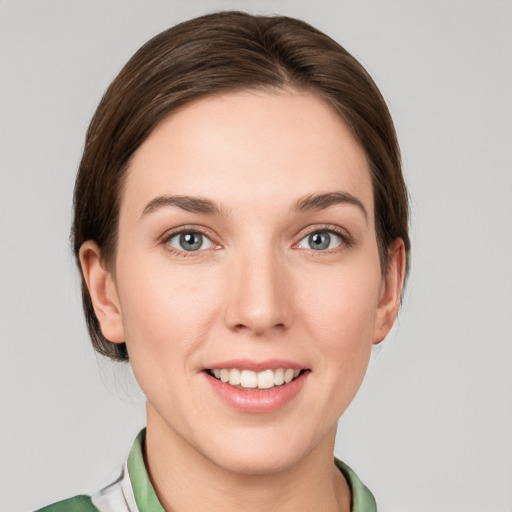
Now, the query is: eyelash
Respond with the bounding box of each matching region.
[160,224,353,257]
[161,227,218,257]
[294,224,353,253]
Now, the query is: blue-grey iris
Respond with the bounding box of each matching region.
[308,232,330,250]
[179,233,203,251]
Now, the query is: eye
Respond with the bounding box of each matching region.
[297,230,343,251]
[166,231,214,252]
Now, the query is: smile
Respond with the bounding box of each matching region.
[208,368,302,389]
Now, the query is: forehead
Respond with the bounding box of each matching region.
[123,89,373,218]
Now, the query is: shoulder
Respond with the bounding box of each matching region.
[34,495,100,512]
[33,430,145,512]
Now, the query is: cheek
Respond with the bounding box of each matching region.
[298,259,381,376]
[300,259,381,332]
[115,260,223,363]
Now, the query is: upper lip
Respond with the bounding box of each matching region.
[204,359,306,372]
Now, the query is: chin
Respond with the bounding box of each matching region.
[202,425,328,476]
[211,447,301,476]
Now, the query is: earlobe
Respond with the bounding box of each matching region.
[372,238,407,345]
[79,241,125,343]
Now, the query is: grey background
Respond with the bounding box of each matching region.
[1,1,511,511]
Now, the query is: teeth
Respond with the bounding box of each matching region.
[240,370,257,388]
[257,370,274,389]
[284,369,294,383]
[274,368,284,385]
[228,368,241,386]
[210,368,302,389]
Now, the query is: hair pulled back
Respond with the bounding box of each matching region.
[72,11,410,361]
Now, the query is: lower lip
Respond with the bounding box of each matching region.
[204,371,308,413]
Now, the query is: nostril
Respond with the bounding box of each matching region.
[232,322,286,336]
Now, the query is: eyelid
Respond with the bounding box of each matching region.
[158,223,352,255]
[160,225,221,255]
[292,224,353,250]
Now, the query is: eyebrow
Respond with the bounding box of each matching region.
[141,195,227,217]
[141,191,367,221]
[293,191,368,221]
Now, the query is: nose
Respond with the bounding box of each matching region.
[224,246,292,337]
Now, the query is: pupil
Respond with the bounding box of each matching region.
[309,232,330,250]
[180,233,202,251]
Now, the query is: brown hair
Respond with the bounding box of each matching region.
[72,11,410,361]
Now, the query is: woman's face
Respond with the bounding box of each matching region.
[85,89,403,474]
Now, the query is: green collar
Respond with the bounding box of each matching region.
[335,457,377,512]
[128,429,376,512]
[127,430,165,512]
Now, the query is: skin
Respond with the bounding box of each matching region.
[80,89,405,512]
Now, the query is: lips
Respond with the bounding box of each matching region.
[203,360,309,413]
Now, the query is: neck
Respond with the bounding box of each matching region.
[144,409,350,512]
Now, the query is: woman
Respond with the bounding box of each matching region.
[38,11,409,512]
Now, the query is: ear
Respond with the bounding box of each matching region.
[79,241,125,343]
[372,238,407,345]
